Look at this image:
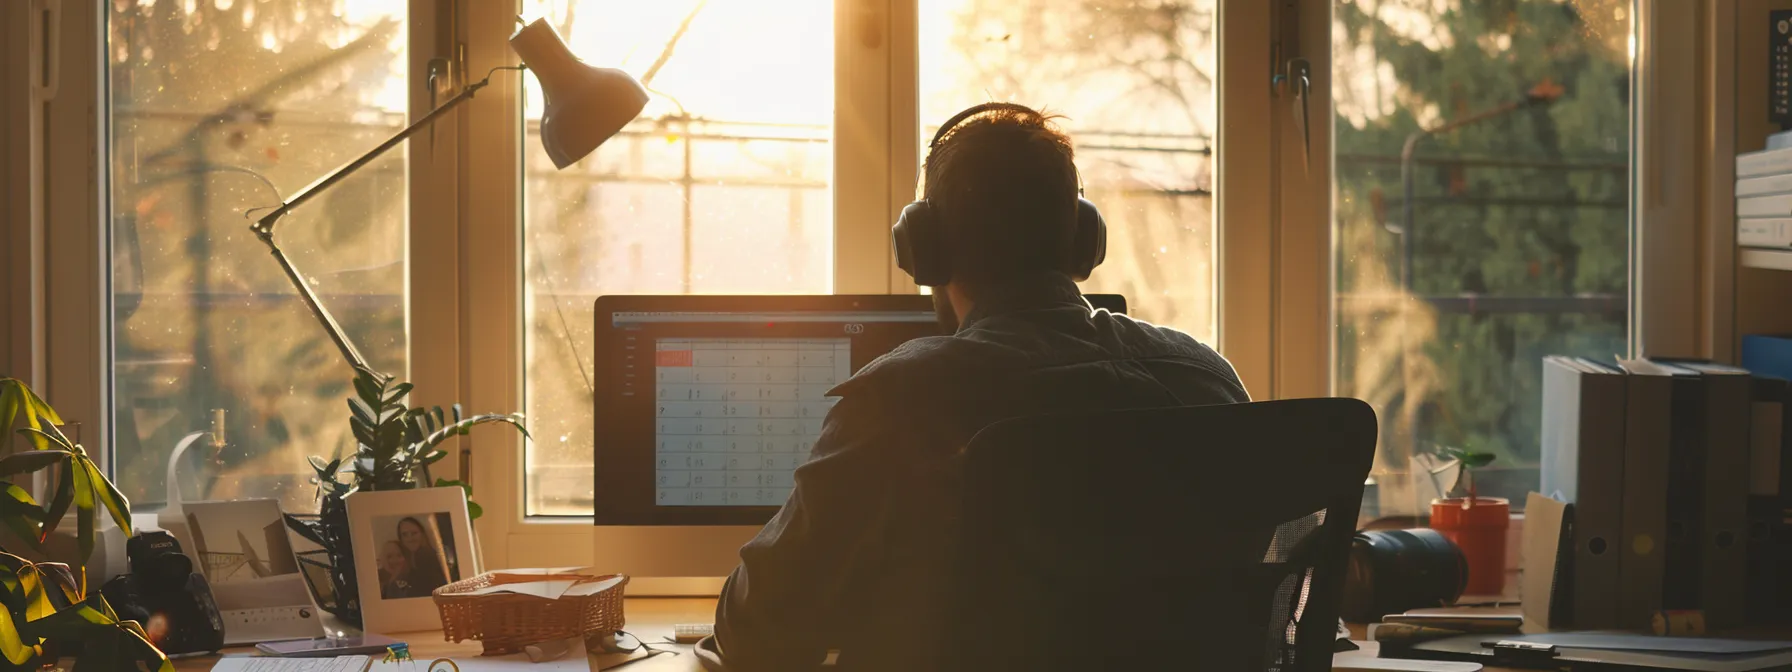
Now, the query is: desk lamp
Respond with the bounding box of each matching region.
[251,19,648,376]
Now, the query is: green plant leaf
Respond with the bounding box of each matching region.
[0,603,40,666]
[0,383,20,443]
[0,450,67,477]
[353,374,382,409]
[81,457,131,537]
[0,482,44,555]
[383,382,413,404]
[284,514,327,547]
[16,566,55,623]
[39,465,74,543]
[348,397,377,428]
[71,460,96,564]
[18,383,63,427]
[13,427,72,453]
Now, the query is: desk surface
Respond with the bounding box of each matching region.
[174,598,1540,672]
[175,598,717,672]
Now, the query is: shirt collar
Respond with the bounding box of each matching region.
[957,271,1090,331]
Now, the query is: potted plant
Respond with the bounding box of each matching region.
[284,367,526,628]
[1429,446,1508,596]
[0,377,172,671]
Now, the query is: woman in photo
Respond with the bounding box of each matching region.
[378,540,427,599]
[397,516,450,592]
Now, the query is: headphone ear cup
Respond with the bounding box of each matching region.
[1067,197,1107,281]
[893,200,951,286]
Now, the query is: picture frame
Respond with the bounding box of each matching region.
[346,487,476,633]
[175,499,324,644]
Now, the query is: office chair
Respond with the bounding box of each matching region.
[946,398,1377,671]
[694,398,1376,671]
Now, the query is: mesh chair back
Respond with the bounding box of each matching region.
[946,398,1377,671]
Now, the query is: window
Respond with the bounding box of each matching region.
[57,0,1678,551]
[107,0,409,512]
[1329,0,1633,514]
[918,0,1219,343]
[521,0,835,515]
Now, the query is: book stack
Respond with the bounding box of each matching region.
[1538,356,1792,630]
[1739,132,1792,251]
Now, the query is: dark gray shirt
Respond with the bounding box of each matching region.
[714,273,1249,671]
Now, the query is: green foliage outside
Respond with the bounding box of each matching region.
[1333,0,1630,506]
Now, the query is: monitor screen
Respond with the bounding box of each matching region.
[593,294,1126,526]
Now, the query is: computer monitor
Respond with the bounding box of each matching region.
[589,294,1126,584]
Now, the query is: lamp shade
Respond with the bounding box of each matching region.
[511,18,650,169]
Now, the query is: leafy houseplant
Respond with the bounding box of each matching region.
[1438,446,1496,505]
[0,377,171,671]
[284,367,526,627]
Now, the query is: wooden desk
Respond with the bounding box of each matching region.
[174,598,718,671]
[174,598,1543,672]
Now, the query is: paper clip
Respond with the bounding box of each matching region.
[384,644,413,665]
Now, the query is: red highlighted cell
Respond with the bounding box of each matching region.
[656,350,694,366]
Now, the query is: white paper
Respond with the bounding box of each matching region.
[210,655,371,672]
[364,637,591,672]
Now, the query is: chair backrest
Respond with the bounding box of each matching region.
[945,398,1377,672]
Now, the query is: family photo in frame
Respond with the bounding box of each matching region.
[346,487,477,633]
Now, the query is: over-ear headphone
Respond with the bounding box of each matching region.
[892,102,1107,287]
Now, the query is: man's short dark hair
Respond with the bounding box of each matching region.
[923,106,1079,285]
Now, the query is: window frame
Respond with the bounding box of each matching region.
[7,0,1731,567]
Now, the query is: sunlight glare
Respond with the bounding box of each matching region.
[522,0,833,124]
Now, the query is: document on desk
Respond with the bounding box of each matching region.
[212,638,599,672]
[211,655,372,672]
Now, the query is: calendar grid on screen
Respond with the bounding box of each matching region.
[653,338,852,506]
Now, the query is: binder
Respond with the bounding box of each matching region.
[1738,174,1792,197]
[1539,356,1624,628]
[1673,362,1753,628]
[1738,145,1792,177]
[1739,218,1792,248]
[1614,359,1673,629]
[1749,376,1792,624]
[1644,361,1704,613]
[1751,377,1788,501]
[1740,194,1792,218]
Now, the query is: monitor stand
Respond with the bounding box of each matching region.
[592,525,760,596]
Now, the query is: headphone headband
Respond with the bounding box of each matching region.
[929,102,1046,151]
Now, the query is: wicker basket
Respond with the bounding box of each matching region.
[432,570,629,655]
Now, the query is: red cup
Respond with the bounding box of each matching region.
[1430,496,1510,597]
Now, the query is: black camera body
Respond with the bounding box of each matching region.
[100,531,225,655]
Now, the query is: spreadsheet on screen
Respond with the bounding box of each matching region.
[652,337,851,506]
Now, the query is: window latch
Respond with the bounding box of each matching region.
[1288,57,1312,173]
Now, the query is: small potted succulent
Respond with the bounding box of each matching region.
[284,367,526,628]
[1429,446,1507,596]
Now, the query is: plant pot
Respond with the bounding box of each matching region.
[1430,496,1509,596]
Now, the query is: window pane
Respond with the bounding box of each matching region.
[918,0,1218,344]
[109,1,408,512]
[523,1,834,515]
[1331,0,1631,515]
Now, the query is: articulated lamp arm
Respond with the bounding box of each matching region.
[248,68,522,377]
